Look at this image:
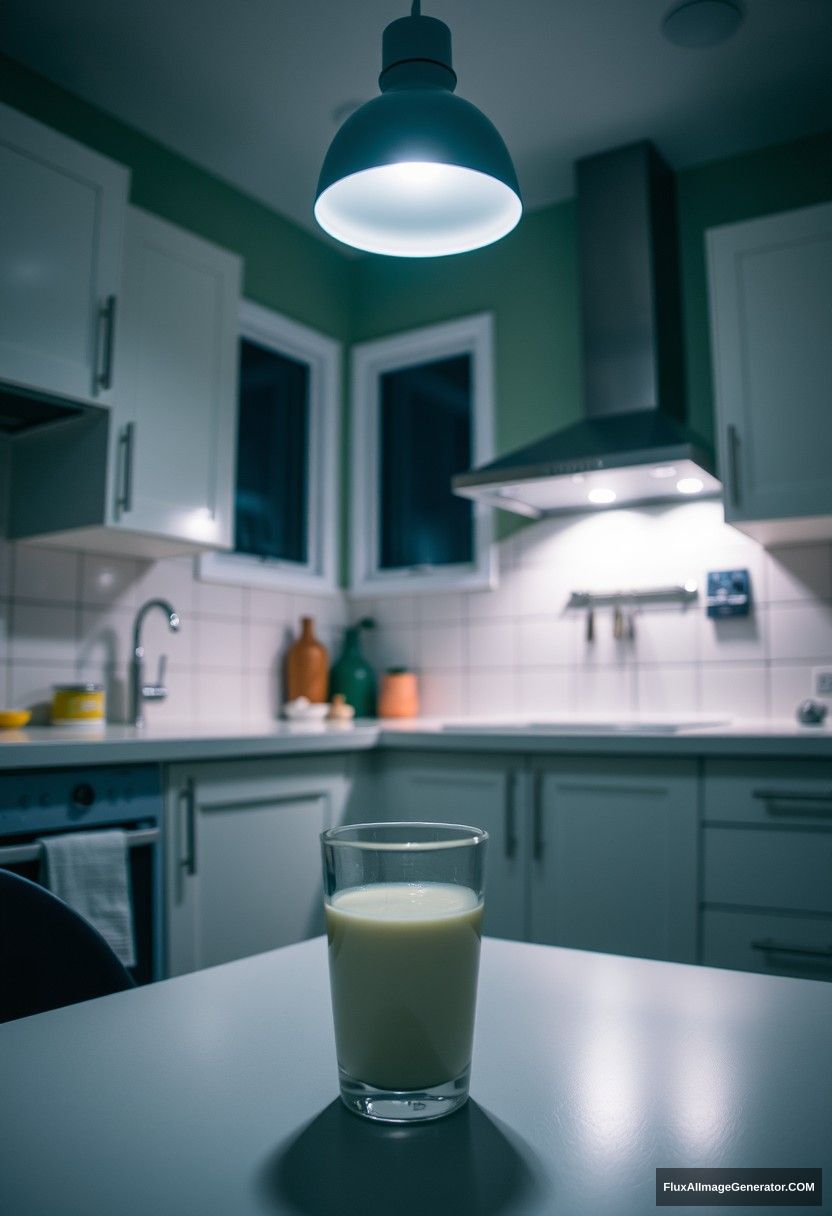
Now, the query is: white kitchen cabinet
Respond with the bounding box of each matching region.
[528,758,698,964]
[707,200,832,544]
[0,102,128,409]
[701,758,832,980]
[164,756,353,977]
[379,753,526,941]
[10,207,241,557]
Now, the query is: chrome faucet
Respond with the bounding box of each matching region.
[129,599,180,727]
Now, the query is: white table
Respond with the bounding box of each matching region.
[1,938,830,1215]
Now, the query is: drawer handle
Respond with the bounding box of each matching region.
[752,788,832,812]
[751,938,832,960]
[180,777,197,876]
[532,771,544,861]
[504,771,517,860]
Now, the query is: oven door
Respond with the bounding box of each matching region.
[0,824,161,986]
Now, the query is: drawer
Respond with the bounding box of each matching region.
[704,826,832,914]
[702,908,832,981]
[703,759,832,827]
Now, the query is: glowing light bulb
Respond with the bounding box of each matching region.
[588,488,616,505]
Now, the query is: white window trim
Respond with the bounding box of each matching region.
[199,300,340,595]
[350,312,496,598]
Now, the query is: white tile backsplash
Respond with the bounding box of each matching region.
[767,544,832,604]
[10,602,77,665]
[516,668,575,716]
[419,622,465,670]
[467,669,517,715]
[3,501,832,725]
[15,546,79,605]
[700,664,769,718]
[79,553,139,609]
[769,664,816,719]
[195,615,245,672]
[467,619,516,669]
[769,601,832,662]
[636,664,700,714]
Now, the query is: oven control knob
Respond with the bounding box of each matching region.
[71,782,96,810]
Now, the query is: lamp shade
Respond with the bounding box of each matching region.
[314,12,522,257]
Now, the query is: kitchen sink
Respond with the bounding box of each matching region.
[440,719,728,735]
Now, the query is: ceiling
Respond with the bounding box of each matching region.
[3,0,831,242]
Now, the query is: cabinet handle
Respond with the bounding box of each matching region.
[96,294,117,391]
[504,771,517,860]
[532,771,544,861]
[726,424,741,508]
[180,777,197,876]
[117,422,135,516]
[751,938,832,960]
[752,788,832,813]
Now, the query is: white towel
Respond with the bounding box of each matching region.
[39,830,136,968]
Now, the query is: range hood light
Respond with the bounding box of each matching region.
[651,465,678,479]
[676,477,704,495]
[314,1,522,257]
[587,488,617,505]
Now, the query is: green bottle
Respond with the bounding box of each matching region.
[329,619,376,718]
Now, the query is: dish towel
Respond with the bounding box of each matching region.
[39,830,136,968]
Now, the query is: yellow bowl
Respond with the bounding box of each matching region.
[0,709,32,729]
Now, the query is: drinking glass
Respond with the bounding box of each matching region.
[321,821,487,1123]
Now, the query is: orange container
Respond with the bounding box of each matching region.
[286,617,329,703]
[378,670,420,719]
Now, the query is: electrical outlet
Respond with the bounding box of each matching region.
[813,668,832,699]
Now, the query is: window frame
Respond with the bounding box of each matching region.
[350,312,495,598]
[199,299,340,594]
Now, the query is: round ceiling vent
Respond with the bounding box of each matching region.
[662,0,744,48]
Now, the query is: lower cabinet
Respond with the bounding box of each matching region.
[528,758,698,964]
[701,759,832,980]
[380,752,699,964]
[164,755,353,977]
[380,753,526,941]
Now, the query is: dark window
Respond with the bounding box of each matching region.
[379,354,474,569]
[235,338,309,564]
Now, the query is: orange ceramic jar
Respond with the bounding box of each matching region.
[378,669,420,719]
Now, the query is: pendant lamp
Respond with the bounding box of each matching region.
[314,1,522,257]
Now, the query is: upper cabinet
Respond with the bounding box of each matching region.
[106,208,240,550]
[10,205,241,557]
[0,101,128,408]
[708,201,832,545]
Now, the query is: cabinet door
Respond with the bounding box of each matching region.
[708,201,832,534]
[529,759,698,963]
[165,757,351,976]
[0,102,127,406]
[381,753,525,941]
[109,207,240,548]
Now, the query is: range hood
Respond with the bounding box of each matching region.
[453,141,721,517]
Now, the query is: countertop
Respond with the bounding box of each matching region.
[0,715,831,769]
[1,936,829,1216]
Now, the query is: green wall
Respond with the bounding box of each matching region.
[0,54,352,339]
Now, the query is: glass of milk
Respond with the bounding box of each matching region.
[321,821,487,1123]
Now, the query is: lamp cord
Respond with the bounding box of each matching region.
[411,0,420,14]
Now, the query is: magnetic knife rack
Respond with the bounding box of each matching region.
[567,583,699,610]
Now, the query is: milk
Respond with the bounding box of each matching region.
[325,882,483,1091]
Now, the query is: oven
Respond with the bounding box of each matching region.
[0,764,163,986]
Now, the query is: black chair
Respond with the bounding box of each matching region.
[0,868,134,1023]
